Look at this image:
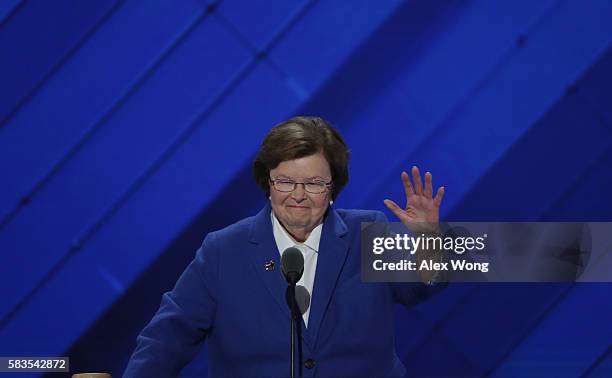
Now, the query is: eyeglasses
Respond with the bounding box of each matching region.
[269,177,332,194]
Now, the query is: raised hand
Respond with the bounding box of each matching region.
[383,166,444,233]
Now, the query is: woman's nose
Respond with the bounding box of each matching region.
[291,183,307,200]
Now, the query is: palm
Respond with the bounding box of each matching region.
[384,166,444,233]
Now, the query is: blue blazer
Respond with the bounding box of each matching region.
[124,203,444,377]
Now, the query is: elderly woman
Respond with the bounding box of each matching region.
[124,117,446,377]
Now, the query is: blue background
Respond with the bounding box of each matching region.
[1,0,611,376]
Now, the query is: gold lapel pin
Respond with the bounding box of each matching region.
[265,260,275,271]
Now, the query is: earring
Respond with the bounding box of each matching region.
[330,200,334,205]
[269,196,272,200]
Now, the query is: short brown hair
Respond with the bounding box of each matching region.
[253,116,349,201]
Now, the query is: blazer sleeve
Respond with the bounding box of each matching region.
[123,232,219,377]
[370,210,449,307]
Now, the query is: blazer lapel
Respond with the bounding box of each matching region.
[247,203,291,320]
[307,208,348,349]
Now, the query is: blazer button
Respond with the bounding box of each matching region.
[304,359,315,369]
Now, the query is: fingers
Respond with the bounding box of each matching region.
[384,199,408,223]
[411,166,423,195]
[434,186,445,207]
[401,171,414,199]
[403,165,445,206]
[424,171,433,198]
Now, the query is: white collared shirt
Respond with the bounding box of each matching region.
[271,211,322,327]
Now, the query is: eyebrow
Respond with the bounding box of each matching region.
[273,174,329,181]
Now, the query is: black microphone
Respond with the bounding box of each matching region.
[281,247,304,285]
[285,285,311,315]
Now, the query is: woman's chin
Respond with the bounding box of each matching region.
[285,222,309,230]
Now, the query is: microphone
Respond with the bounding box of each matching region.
[285,285,311,315]
[281,247,304,285]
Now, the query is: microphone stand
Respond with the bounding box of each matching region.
[287,283,304,378]
[296,300,303,378]
[289,283,296,378]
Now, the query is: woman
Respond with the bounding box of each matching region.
[124,116,446,377]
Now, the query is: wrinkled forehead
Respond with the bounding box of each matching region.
[270,153,331,180]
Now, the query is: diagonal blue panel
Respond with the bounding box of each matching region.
[571,46,612,129]
[403,328,481,376]
[0,0,22,26]
[0,15,250,327]
[543,145,612,220]
[217,0,308,50]
[491,284,612,377]
[583,346,612,377]
[269,0,404,98]
[0,0,121,127]
[394,284,477,358]
[448,83,612,221]
[0,0,207,227]
[437,284,572,374]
